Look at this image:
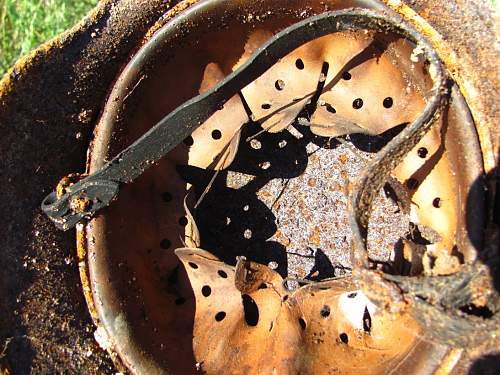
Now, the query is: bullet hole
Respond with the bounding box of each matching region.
[202,285,212,297]
[215,312,226,322]
[275,79,285,90]
[160,239,171,249]
[183,136,194,146]
[211,129,222,140]
[383,97,393,108]
[188,262,198,269]
[242,294,259,326]
[352,98,363,109]
[179,216,188,226]
[295,58,305,70]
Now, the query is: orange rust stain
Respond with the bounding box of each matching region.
[338,153,348,165]
[308,226,321,246]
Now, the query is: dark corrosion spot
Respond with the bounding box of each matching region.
[202,285,211,297]
[383,97,393,108]
[325,103,336,114]
[211,129,222,140]
[162,192,172,202]
[179,216,188,226]
[433,197,442,208]
[242,294,259,326]
[339,333,349,344]
[188,262,198,269]
[217,270,228,278]
[215,312,226,322]
[406,178,420,190]
[320,305,330,318]
[160,239,171,249]
[418,147,428,158]
[295,58,305,70]
[352,98,363,109]
[342,71,351,80]
[183,136,194,146]
[299,318,307,330]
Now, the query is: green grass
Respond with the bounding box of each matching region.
[0,0,98,77]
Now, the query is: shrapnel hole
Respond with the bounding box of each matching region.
[261,103,272,110]
[188,262,198,269]
[242,294,259,326]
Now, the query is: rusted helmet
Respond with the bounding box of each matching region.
[2,0,498,374]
